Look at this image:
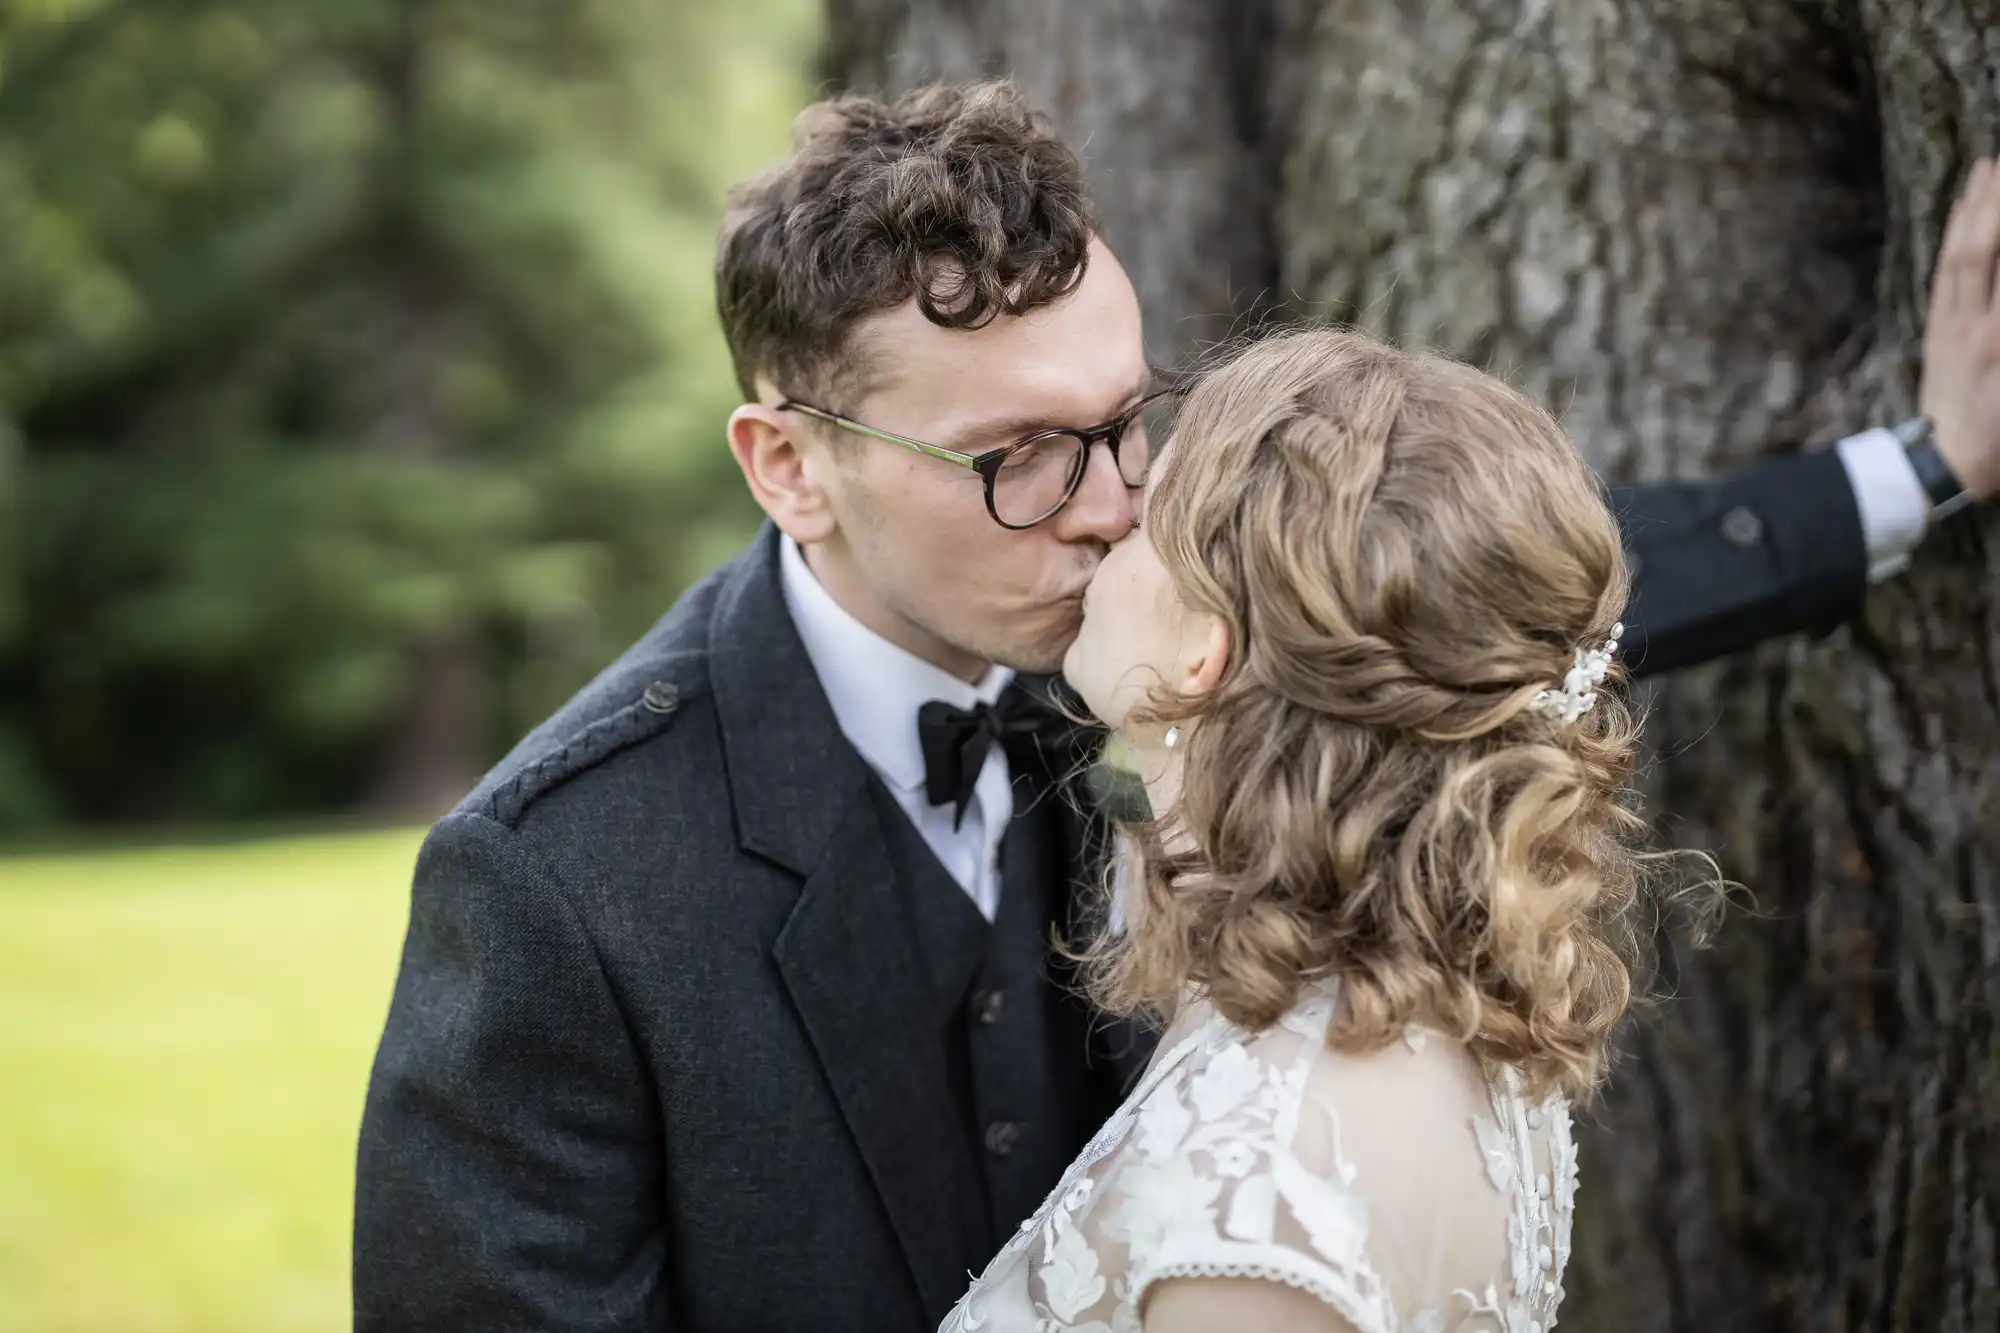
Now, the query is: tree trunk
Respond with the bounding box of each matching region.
[827,3,2000,1330]
[360,0,484,820]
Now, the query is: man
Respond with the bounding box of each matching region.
[354,83,2000,1332]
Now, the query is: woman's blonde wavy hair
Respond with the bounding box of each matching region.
[1085,326,1711,1102]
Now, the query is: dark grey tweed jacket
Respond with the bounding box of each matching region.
[353,525,1145,1333]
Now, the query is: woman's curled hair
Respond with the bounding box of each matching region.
[1084,327,1719,1102]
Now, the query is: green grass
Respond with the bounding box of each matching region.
[0,828,422,1333]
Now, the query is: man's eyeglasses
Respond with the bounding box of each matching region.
[776,382,1181,530]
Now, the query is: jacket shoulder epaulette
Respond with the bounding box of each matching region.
[482,653,708,828]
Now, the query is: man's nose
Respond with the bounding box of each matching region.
[1051,438,1136,544]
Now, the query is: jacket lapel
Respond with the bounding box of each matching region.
[772,800,989,1318]
[707,526,986,1316]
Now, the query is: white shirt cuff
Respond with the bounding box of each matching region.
[1835,427,1930,583]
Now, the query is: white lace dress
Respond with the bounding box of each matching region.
[940,981,1577,1333]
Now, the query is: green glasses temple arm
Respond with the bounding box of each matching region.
[775,401,983,469]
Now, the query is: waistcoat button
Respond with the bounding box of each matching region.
[974,988,1006,1025]
[984,1120,1021,1156]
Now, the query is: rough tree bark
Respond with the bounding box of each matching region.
[828,3,2000,1330]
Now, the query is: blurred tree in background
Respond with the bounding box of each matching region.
[0,0,816,827]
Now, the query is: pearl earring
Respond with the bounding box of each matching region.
[1163,726,1181,749]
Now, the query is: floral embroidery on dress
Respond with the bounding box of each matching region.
[1041,1193,1108,1321]
[1455,1077,1574,1333]
[939,983,1578,1333]
[1103,1153,1224,1256]
[1474,1111,1517,1192]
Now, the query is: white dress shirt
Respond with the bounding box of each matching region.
[1834,428,1934,582]
[780,537,1015,921]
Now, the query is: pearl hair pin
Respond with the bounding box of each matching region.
[1527,623,1625,726]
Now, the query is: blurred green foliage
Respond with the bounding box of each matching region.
[0,0,818,825]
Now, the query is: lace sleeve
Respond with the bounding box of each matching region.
[1059,993,1574,1333]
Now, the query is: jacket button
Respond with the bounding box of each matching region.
[1719,506,1764,548]
[974,989,1006,1025]
[984,1121,1020,1156]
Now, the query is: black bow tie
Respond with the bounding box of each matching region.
[917,691,1068,831]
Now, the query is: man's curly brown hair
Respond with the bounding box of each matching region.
[715,80,1097,403]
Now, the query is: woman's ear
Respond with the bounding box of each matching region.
[1178,613,1231,700]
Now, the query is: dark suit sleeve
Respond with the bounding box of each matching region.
[355,811,667,1332]
[1608,449,1869,678]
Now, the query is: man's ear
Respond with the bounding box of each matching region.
[1179,613,1231,700]
[727,394,837,544]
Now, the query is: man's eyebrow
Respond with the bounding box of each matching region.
[946,373,1157,453]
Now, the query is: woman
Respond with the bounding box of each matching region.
[943,327,1706,1332]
